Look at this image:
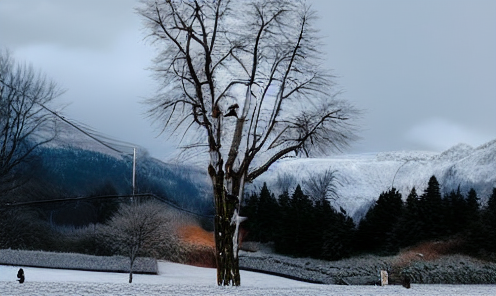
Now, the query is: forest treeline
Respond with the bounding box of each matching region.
[0,146,215,256]
[241,176,496,261]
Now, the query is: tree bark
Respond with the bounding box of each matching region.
[212,171,241,286]
[129,259,134,283]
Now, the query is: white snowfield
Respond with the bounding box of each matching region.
[1,262,495,295]
[253,139,496,220]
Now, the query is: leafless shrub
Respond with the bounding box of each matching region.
[303,169,340,202]
[0,207,53,250]
[100,201,178,283]
[53,224,112,256]
[276,173,297,194]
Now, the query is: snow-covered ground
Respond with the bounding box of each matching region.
[1,262,495,295]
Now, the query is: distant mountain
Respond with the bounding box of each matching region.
[250,139,496,221]
[34,119,496,225]
[30,146,213,225]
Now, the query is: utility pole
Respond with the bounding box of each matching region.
[132,148,136,197]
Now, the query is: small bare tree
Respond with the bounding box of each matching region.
[303,169,340,202]
[103,201,171,283]
[275,172,297,195]
[0,49,61,195]
[138,0,357,285]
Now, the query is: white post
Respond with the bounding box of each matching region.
[380,270,388,286]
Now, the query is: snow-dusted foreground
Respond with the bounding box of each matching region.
[1,262,495,295]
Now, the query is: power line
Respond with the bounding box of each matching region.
[2,193,214,218]
[1,76,137,155]
[28,108,214,219]
[2,77,213,219]
[40,104,136,155]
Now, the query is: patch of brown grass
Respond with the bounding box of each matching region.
[177,224,216,268]
[393,239,462,267]
[178,224,215,248]
[183,245,216,268]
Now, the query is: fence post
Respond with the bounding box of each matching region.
[380,270,388,286]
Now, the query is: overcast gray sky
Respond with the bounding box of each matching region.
[1,0,495,160]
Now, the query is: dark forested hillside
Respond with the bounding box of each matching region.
[3,146,213,226]
[242,177,496,261]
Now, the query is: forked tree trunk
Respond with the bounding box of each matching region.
[212,171,241,286]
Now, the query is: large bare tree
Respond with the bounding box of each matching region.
[0,50,60,195]
[138,0,357,285]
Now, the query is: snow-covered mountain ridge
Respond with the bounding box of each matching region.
[40,119,494,222]
[251,139,496,221]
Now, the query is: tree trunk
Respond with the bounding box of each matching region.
[212,172,241,286]
[129,258,134,283]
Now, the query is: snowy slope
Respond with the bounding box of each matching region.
[251,139,496,220]
[1,262,495,295]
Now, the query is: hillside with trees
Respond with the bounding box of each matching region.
[241,176,496,261]
[0,145,214,252]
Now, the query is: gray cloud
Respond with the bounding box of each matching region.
[0,0,137,50]
[405,118,493,151]
[310,0,496,153]
[1,0,495,160]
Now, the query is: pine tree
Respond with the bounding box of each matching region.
[394,187,424,247]
[357,188,403,254]
[322,205,356,260]
[308,198,326,257]
[310,197,338,258]
[469,188,496,254]
[241,192,260,241]
[465,188,479,223]
[419,176,445,240]
[289,185,313,256]
[443,186,466,235]
[488,188,496,213]
[257,183,278,243]
[273,190,292,254]
[486,188,496,253]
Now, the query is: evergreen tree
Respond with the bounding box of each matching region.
[357,188,403,254]
[443,186,466,235]
[90,180,120,224]
[322,205,356,260]
[308,197,334,258]
[289,185,313,256]
[241,192,260,241]
[465,188,479,223]
[394,187,424,247]
[240,183,279,243]
[419,176,445,240]
[488,188,496,213]
[467,188,496,255]
[485,188,496,253]
[273,190,292,254]
[257,183,278,243]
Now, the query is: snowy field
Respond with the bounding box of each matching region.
[1,262,495,295]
